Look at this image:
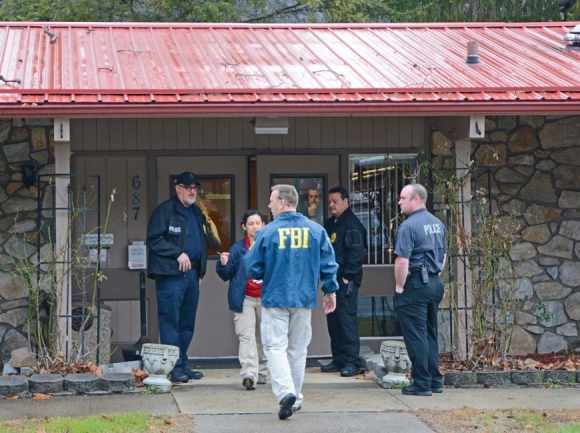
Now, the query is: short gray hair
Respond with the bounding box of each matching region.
[271,184,298,207]
[408,183,428,204]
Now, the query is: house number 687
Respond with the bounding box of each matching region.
[132,175,141,221]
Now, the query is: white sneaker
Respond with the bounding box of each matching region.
[257,374,267,384]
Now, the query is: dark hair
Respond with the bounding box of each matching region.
[241,209,264,226]
[328,186,348,200]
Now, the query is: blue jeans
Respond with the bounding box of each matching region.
[394,273,444,391]
[155,269,200,372]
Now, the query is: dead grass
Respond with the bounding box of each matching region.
[415,408,580,432]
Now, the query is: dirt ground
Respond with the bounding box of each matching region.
[415,408,580,432]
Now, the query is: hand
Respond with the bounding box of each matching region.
[323,295,336,314]
[395,285,404,294]
[220,252,229,266]
[342,277,349,284]
[177,253,191,272]
[308,204,317,217]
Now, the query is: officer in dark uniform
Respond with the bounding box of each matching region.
[394,183,447,396]
[321,186,367,377]
[146,171,220,383]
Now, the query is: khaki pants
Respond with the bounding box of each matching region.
[261,307,311,408]
[234,296,268,381]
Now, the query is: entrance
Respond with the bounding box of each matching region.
[156,154,340,358]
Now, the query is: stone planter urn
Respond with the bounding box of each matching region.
[141,343,179,392]
[380,340,411,386]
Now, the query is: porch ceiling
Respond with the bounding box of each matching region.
[1,22,580,116]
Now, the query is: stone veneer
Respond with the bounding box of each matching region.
[0,118,55,366]
[432,115,580,355]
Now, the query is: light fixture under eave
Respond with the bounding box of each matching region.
[254,117,289,135]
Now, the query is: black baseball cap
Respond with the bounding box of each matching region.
[175,171,201,186]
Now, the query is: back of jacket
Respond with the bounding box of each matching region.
[146,195,210,279]
[244,212,338,309]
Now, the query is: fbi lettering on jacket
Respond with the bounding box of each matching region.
[278,227,310,248]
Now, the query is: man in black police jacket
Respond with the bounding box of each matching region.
[321,186,367,377]
[146,171,219,383]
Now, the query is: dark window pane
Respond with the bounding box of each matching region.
[358,296,401,337]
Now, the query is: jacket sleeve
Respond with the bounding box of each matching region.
[216,244,238,282]
[342,218,366,280]
[320,233,339,294]
[244,231,265,280]
[146,204,182,259]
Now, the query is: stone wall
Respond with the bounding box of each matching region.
[436,115,580,355]
[0,118,54,366]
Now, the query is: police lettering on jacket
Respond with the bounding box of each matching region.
[423,223,442,235]
[278,227,309,248]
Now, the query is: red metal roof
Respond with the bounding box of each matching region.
[1,22,580,116]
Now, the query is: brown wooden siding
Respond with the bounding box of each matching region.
[71,117,425,152]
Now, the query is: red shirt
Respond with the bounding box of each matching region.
[245,236,262,298]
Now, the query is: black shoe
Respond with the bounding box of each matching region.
[402,385,432,396]
[278,393,296,420]
[183,367,203,380]
[340,366,364,377]
[321,362,343,373]
[169,370,190,383]
[242,375,255,390]
[432,387,444,393]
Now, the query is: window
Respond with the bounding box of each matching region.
[358,296,400,337]
[349,154,418,265]
[170,175,234,257]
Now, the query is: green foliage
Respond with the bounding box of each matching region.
[546,378,565,389]
[0,0,569,23]
[140,384,169,394]
[10,184,117,370]
[531,297,553,325]
[425,156,522,367]
[0,412,169,433]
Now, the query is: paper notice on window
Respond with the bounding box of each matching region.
[128,243,147,270]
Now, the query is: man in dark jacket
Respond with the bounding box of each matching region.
[146,171,219,383]
[321,186,367,377]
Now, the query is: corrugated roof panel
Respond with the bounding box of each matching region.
[486,92,517,100]
[310,93,337,101]
[331,93,362,101]
[513,92,543,100]
[412,93,441,101]
[0,22,579,115]
[540,91,569,100]
[152,94,181,103]
[359,93,388,101]
[257,93,285,102]
[231,94,258,102]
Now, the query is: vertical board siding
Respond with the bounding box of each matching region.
[176,118,191,150]
[149,118,165,150]
[72,155,147,269]
[110,119,125,151]
[71,117,424,152]
[136,119,151,151]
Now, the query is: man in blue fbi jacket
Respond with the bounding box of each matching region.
[244,184,338,420]
[394,183,447,396]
